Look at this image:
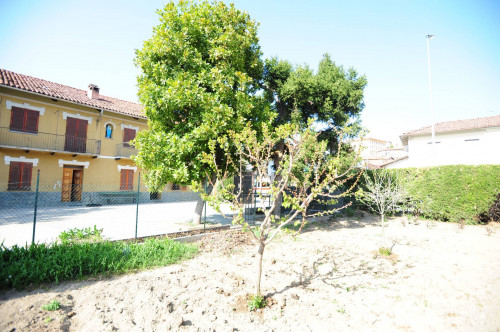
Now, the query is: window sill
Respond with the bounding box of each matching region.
[9,129,38,135]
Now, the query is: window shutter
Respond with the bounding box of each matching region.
[120,169,127,190]
[127,170,134,190]
[25,109,39,133]
[21,163,33,190]
[77,119,88,138]
[10,107,25,131]
[66,117,78,136]
[123,128,136,148]
[8,162,21,190]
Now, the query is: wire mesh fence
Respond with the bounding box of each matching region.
[0,172,234,248]
[1,171,346,248]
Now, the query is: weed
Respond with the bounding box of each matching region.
[378,247,392,256]
[59,225,103,244]
[337,307,346,314]
[457,219,466,230]
[42,300,60,311]
[486,227,494,236]
[44,317,53,324]
[248,294,267,311]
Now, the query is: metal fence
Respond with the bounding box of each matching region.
[0,172,233,248]
[0,171,346,248]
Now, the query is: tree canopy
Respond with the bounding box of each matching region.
[263,55,367,152]
[133,0,270,190]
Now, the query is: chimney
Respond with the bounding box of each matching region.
[88,84,100,99]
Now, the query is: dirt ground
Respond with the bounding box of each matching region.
[1,215,500,331]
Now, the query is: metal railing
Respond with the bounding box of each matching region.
[0,127,101,155]
[116,143,137,158]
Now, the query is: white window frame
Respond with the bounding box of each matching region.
[4,156,39,166]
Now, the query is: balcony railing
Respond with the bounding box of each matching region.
[116,143,137,158]
[0,127,101,155]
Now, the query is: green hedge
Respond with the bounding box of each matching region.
[379,165,500,223]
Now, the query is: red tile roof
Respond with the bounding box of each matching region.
[0,68,145,119]
[402,115,500,137]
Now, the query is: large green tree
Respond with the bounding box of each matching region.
[133,0,270,223]
[264,54,367,152]
[263,55,367,215]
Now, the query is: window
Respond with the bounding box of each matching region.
[8,162,33,190]
[120,169,134,191]
[172,183,188,191]
[123,128,136,148]
[10,107,39,133]
[105,124,113,138]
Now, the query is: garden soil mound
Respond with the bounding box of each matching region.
[1,216,499,331]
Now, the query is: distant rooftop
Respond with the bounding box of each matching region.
[402,114,500,137]
[0,68,145,119]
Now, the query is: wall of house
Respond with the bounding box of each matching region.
[0,89,148,154]
[0,88,196,207]
[387,128,500,168]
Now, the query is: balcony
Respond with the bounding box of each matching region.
[0,127,101,156]
[116,143,137,159]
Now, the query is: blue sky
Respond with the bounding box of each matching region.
[1,0,499,143]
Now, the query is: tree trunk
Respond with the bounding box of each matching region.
[192,195,204,224]
[256,242,265,296]
[192,176,215,224]
[272,140,285,219]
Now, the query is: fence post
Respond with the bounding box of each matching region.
[135,172,140,239]
[203,179,207,229]
[32,170,40,245]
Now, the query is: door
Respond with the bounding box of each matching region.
[65,117,88,153]
[61,166,84,202]
[71,170,83,201]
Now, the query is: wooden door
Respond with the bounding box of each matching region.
[71,170,83,201]
[61,167,84,202]
[61,168,73,202]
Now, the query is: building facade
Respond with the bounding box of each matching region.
[350,137,407,169]
[0,69,193,207]
[384,115,500,169]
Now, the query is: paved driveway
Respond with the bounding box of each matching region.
[0,201,234,247]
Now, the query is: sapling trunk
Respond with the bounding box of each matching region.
[256,242,265,296]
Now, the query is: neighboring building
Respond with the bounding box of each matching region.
[0,69,192,207]
[384,115,500,169]
[350,137,407,169]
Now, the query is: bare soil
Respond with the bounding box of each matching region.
[1,215,500,331]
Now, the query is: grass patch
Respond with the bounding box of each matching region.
[0,238,198,290]
[42,300,60,311]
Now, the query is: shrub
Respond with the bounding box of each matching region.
[248,294,267,311]
[373,165,500,224]
[0,238,197,290]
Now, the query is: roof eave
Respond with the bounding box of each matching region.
[0,84,146,120]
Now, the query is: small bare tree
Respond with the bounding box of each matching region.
[357,170,407,231]
[198,122,361,299]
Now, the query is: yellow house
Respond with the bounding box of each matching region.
[0,69,189,207]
